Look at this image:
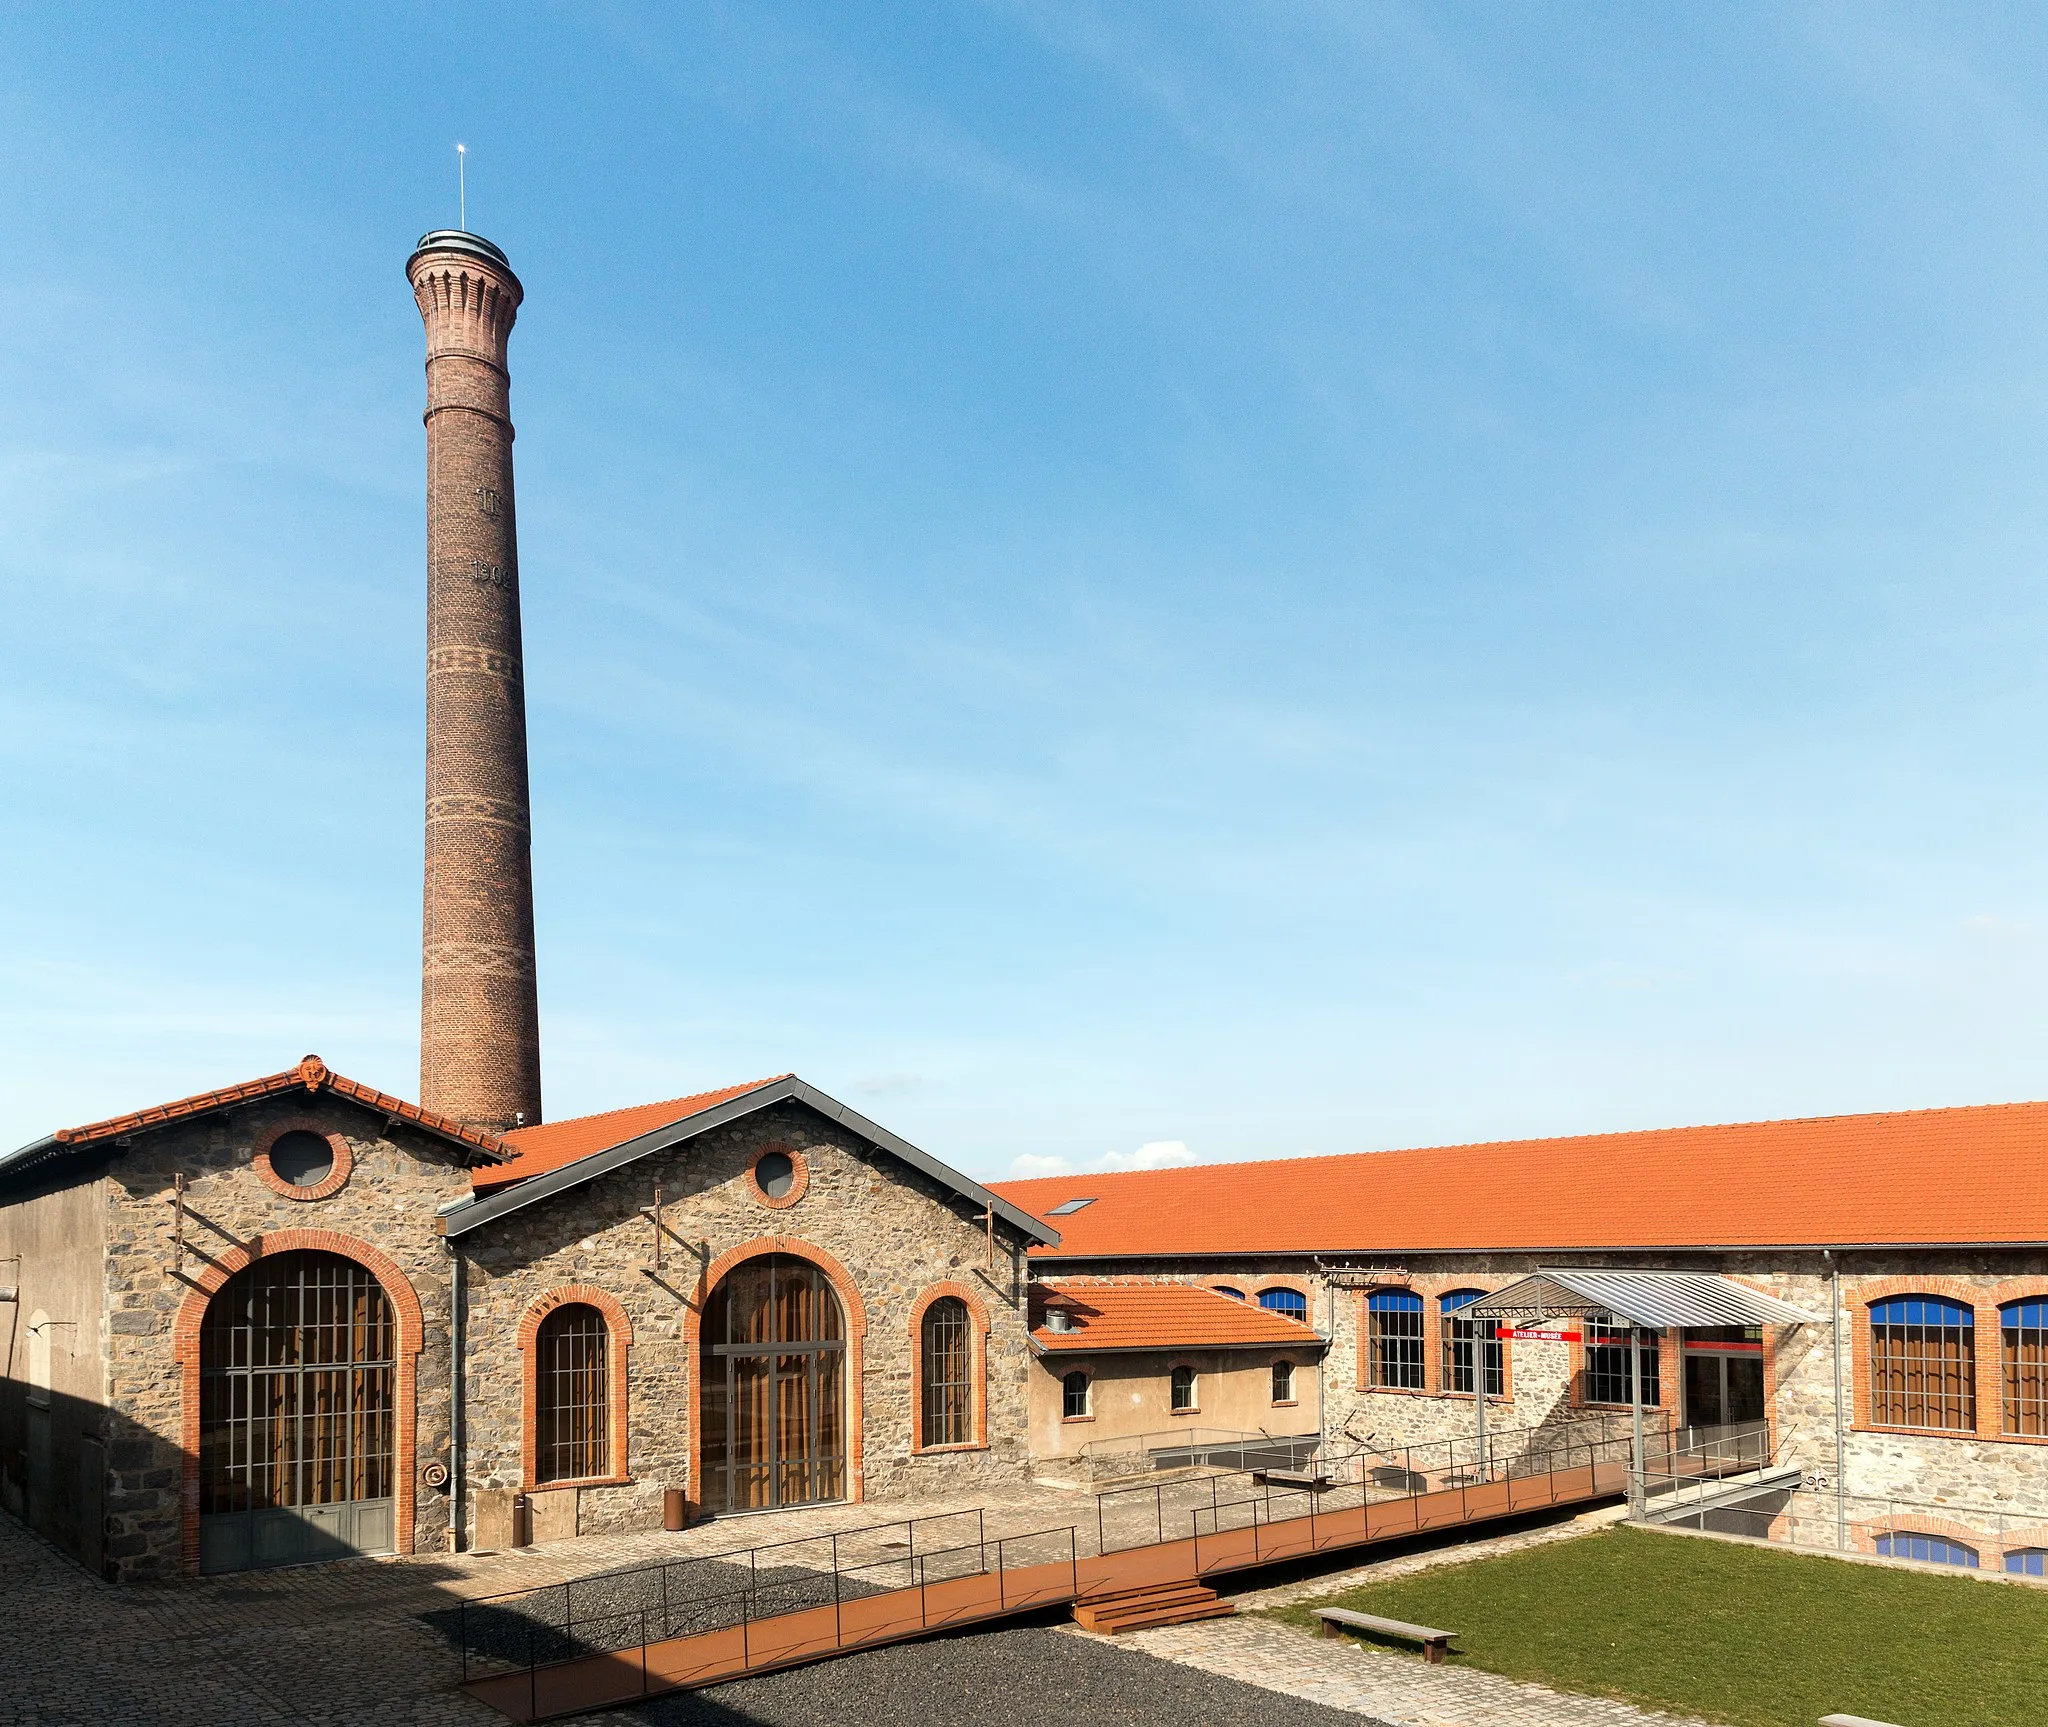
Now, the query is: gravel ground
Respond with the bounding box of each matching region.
[605,1617,1396,1727]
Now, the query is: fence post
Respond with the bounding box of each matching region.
[641,1608,650,1697]
[1156,1485,1164,1546]
[527,1618,537,1723]
[979,1507,987,1575]
[998,1537,1007,1611]
[661,1562,670,1644]
[1097,1493,1105,1558]
[833,1531,842,1646]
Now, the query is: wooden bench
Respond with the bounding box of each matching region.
[1314,1607,1458,1664]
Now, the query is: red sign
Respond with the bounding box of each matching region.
[1500,1328,1580,1343]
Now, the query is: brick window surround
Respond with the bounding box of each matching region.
[171,1229,423,1575]
[682,1235,867,1507]
[1850,1276,2048,1445]
[1355,1278,1515,1401]
[518,1285,634,1492]
[250,1118,352,1201]
[747,1142,810,1211]
[908,1281,990,1454]
[1569,1326,1681,1414]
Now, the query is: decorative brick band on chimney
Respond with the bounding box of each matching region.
[407,230,543,1134]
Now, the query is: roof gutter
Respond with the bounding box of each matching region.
[1026,1240,2048,1259]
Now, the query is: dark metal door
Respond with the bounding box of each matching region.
[197,1251,396,1574]
[699,1255,846,1514]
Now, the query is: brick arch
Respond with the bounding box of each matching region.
[1848,1275,1988,1437]
[684,1236,868,1509]
[1356,1282,1422,1392]
[171,1228,425,1575]
[1853,1512,1992,1565]
[908,1280,990,1454]
[518,1285,634,1491]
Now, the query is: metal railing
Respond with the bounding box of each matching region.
[1652,1480,2048,1571]
[446,1414,1683,1718]
[448,1509,1080,1718]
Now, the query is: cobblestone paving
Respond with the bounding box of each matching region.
[1,1488,1665,1726]
[1090,1506,1715,1727]
[1108,1616,1718,1727]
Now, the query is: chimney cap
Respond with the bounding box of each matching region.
[408,230,521,294]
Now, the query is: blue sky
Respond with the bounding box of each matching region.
[7,4,2048,1178]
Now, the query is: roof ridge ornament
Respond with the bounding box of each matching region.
[297,1054,329,1092]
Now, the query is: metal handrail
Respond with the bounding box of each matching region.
[464,1521,1081,1713]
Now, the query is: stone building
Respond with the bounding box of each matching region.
[0,1061,1047,1580]
[989,1102,2048,1571]
[8,223,2048,1591]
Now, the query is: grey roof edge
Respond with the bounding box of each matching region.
[1469,1268,1818,1329]
[1028,1336,1328,1358]
[442,1076,1060,1247]
[1026,1240,2048,1260]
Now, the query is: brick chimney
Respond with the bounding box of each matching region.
[407,230,542,1132]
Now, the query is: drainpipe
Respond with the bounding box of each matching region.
[448,1241,464,1553]
[1826,1249,1845,1550]
[1628,1324,1645,1518]
[1316,1280,1330,1462]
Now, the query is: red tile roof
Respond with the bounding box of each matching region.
[49,1055,507,1159]
[990,1101,2048,1256]
[476,1077,790,1193]
[1031,1280,1321,1352]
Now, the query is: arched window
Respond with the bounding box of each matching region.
[1869,1297,1975,1431]
[1258,1287,1309,1323]
[2001,1301,2048,1436]
[1876,1531,1978,1567]
[26,1310,51,1409]
[1441,1289,1503,1397]
[2005,1548,2048,1576]
[1271,1359,1296,1404]
[1367,1290,1425,1390]
[1213,1286,1245,1301]
[1170,1365,1198,1412]
[920,1296,972,1448]
[1061,1369,1092,1420]
[535,1303,609,1483]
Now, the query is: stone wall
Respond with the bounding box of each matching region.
[97,1095,475,1581]
[457,1099,1036,1541]
[1029,1249,2048,1515]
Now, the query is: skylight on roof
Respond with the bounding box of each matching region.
[1046,1197,1097,1216]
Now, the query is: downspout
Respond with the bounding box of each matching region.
[1317,1280,1331,1461]
[1826,1249,1845,1550]
[448,1240,464,1553]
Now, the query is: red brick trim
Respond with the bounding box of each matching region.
[171,1229,424,1575]
[1849,1275,1986,1438]
[1849,1511,1991,1563]
[1356,1278,1515,1400]
[747,1142,809,1211]
[1982,1280,2048,1444]
[518,1285,634,1491]
[250,1118,352,1201]
[1569,1324,1677,1412]
[908,1281,990,1454]
[684,1235,867,1509]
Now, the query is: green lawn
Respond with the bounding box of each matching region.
[1269,1526,2044,1727]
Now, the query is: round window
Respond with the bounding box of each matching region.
[269,1130,336,1189]
[755,1150,796,1199]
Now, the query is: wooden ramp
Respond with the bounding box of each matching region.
[461,1459,1627,1722]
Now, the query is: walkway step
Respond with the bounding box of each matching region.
[1074,1581,1235,1634]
